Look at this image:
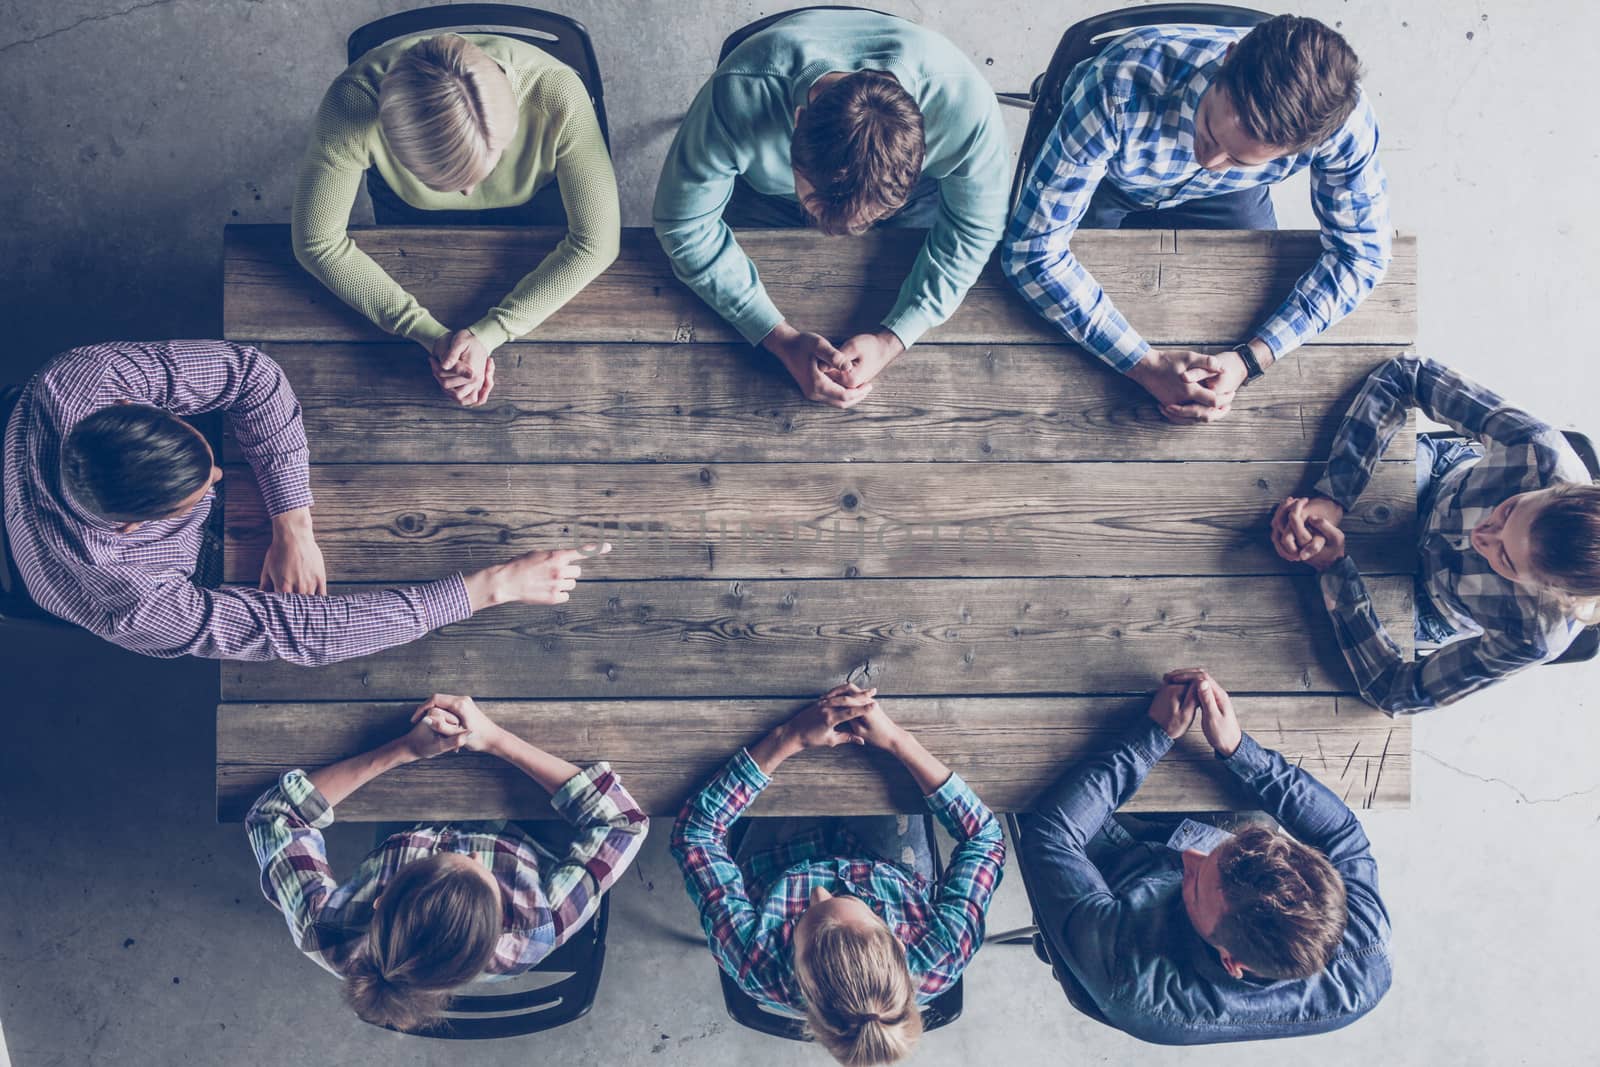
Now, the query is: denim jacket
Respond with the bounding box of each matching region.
[1019,720,1392,1045]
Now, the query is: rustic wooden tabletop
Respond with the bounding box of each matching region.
[216,224,1416,820]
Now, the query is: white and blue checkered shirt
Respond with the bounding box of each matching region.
[1315,358,1589,714]
[1002,25,1392,371]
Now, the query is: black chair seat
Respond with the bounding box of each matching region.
[389,893,611,1040]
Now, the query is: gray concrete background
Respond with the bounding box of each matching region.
[1,1,1596,1064]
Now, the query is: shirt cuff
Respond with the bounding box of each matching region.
[1319,555,1363,613]
[419,574,474,629]
[881,302,937,350]
[728,294,786,347]
[468,316,512,353]
[280,769,335,828]
[404,315,450,349]
[258,477,315,519]
[730,747,773,791]
[924,769,971,811]
[1217,732,1271,777]
[550,760,614,816]
[1128,717,1179,765]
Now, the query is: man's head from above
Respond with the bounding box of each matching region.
[792,70,926,237]
[1193,15,1362,171]
[1474,483,1600,609]
[344,852,503,1032]
[792,886,923,1065]
[379,34,519,196]
[62,404,222,531]
[1181,826,1348,981]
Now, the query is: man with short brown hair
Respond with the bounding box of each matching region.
[1005,15,1390,424]
[654,8,1009,408]
[1017,668,1392,1044]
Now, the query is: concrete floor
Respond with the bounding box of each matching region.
[1,1,1597,1064]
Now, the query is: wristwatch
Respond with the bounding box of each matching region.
[1232,342,1268,383]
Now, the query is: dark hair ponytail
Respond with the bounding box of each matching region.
[341,854,502,1032]
[61,404,213,522]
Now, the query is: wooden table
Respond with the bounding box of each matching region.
[216,225,1416,821]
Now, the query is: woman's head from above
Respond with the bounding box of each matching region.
[342,852,502,1031]
[1474,483,1600,609]
[792,887,923,1065]
[379,34,519,195]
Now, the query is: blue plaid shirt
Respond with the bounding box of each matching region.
[1315,358,1589,714]
[1002,26,1391,371]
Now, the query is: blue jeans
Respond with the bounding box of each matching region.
[723,174,942,229]
[736,814,935,879]
[1080,181,1278,231]
[1414,436,1482,643]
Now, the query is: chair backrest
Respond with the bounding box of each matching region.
[1011,3,1273,209]
[347,4,609,147]
[381,891,611,1039]
[718,6,895,65]
[716,815,964,1041]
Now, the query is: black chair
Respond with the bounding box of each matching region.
[717,6,892,65]
[1008,4,1273,209]
[347,4,610,147]
[716,815,964,1041]
[1419,429,1600,666]
[382,888,612,1040]
[0,384,74,630]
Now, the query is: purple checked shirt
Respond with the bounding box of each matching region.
[2,340,470,662]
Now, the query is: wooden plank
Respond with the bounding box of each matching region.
[223,461,1416,583]
[219,575,1410,701]
[227,343,1416,465]
[215,696,1409,820]
[223,225,1418,346]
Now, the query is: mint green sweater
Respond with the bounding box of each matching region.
[652,10,1010,347]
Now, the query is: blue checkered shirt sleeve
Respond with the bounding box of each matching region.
[1002,75,1152,371]
[1255,100,1392,358]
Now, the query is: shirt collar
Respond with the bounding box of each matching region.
[1174,54,1225,158]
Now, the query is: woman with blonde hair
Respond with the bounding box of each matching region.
[292,32,620,407]
[246,694,647,1032]
[1271,356,1599,713]
[672,686,1004,1064]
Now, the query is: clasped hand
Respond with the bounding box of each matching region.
[1129,349,1247,423]
[429,329,496,407]
[781,683,903,750]
[1270,495,1347,571]
[764,324,904,409]
[1147,667,1242,757]
[401,693,504,759]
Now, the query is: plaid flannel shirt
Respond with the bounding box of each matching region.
[246,763,648,977]
[671,749,1004,1016]
[1314,357,1588,713]
[1002,25,1391,371]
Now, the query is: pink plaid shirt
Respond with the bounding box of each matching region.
[2,340,469,661]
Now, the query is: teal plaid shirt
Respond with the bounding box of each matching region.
[671,749,1005,1015]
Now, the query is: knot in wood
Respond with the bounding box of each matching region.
[395,512,426,535]
[1373,505,1392,522]
[840,493,859,510]
[844,565,860,578]
[698,467,715,485]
